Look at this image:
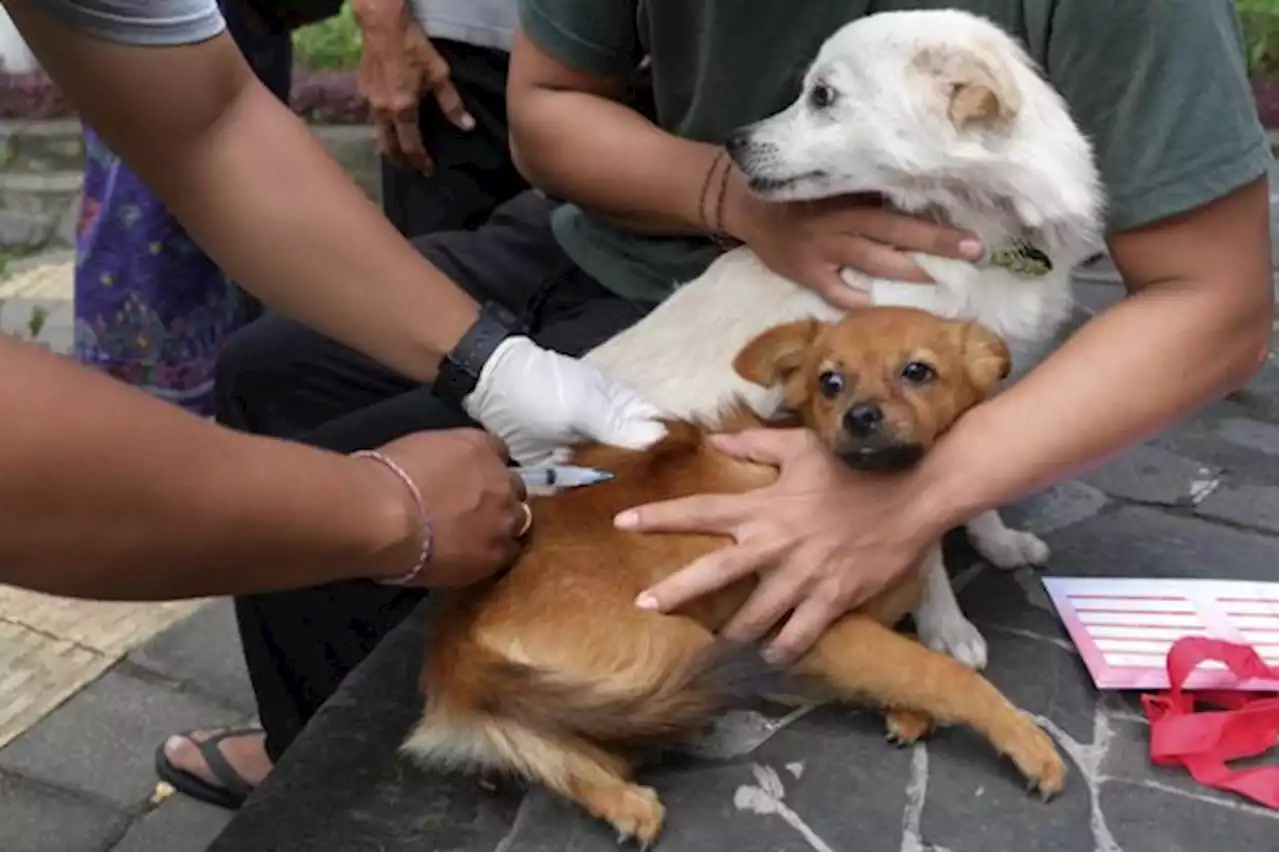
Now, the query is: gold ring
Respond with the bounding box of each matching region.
[516,502,533,538]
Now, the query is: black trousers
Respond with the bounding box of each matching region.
[379,39,527,238]
[221,193,654,761]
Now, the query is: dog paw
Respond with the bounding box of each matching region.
[1006,722,1066,801]
[919,614,988,671]
[605,784,665,849]
[972,529,1050,570]
[885,709,935,745]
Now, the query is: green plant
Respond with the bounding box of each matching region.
[1237,0,1279,80]
[26,303,48,340]
[292,3,363,71]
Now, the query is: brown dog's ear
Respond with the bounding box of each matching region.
[959,321,1011,391]
[733,319,825,388]
[916,46,1021,129]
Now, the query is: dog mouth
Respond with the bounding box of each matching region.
[837,444,924,472]
[746,170,828,195]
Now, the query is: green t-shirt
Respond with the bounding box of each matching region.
[519,0,1273,303]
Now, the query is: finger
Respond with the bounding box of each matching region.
[708,427,820,466]
[720,563,809,645]
[832,234,936,284]
[508,470,528,503]
[376,121,406,169]
[763,594,842,665]
[843,207,984,262]
[432,80,475,131]
[806,264,874,311]
[393,116,433,174]
[614,492,744,534]
[635,539,779,614]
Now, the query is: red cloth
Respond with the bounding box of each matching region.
[1141,637,1278,810]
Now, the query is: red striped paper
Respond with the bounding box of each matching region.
[1042,578,1280,691]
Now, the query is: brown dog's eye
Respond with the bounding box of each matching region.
[818,370,845,398]
[900,362,936,384]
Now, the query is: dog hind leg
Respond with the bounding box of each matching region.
[797,613,1065,797]
[404,715,665,848]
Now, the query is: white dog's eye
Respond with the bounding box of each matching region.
[900,362,936,384]
[808,83,837,110]
[818,370,845,397]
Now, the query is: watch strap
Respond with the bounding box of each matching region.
[433,302,523,406]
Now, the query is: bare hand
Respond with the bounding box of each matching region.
[616,429,937,663]
[355,0,474,174]
[369,428,527,587]
[725,175,985,310]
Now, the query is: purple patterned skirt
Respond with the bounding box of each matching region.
[72,3,292,417]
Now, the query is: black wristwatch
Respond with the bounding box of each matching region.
[432,301,524,406]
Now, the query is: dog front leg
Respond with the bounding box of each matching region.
[913,545,988,670]
[964,509,1050,570]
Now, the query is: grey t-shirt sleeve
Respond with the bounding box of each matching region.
[1045,0,1271,234]
[30,0,226,46]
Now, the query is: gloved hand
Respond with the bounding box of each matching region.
[463,336,667,464]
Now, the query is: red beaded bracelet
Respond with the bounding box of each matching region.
[352,450,433,586]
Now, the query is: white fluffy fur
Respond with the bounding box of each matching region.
[584,10,1105,670]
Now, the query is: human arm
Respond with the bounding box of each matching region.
[0,336,412,599]
[909,178,1274,532]
[507,6,980,292]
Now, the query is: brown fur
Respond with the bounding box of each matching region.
[405,308,1063,847]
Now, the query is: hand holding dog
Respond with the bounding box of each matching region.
[618,427,939,664]
[725,177,985,310]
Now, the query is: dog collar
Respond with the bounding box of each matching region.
[984,241,1054,277]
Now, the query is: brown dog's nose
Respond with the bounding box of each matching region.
[844,404,884,437]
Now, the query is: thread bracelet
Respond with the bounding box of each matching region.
[351,450,433,586]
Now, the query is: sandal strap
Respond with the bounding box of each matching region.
[193,727,260,801]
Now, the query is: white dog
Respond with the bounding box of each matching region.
[583,9,1104,670]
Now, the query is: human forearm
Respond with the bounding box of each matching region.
[139,83,477,380]
[909,277,1271,533]
[0,338,416,600]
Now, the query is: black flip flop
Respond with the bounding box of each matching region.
[154,726,262,810]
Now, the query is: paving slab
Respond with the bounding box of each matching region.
[0,668,243,808]
[0,770,129,852]
[128,599,256,714]
[1194,483,1280,533]
[109,795,233,852]
[0,618,111,749]
[0,587,202,658]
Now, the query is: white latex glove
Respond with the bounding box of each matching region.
[463,336,668,465]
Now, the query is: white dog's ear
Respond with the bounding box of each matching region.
[733,318,825,389]
[916,46,1022,129]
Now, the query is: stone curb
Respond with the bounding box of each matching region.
[0,121,380,253]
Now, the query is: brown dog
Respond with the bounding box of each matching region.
[404,307,1065,847]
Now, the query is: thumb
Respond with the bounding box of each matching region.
[814,267,872,311]
[709,427,817,466]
